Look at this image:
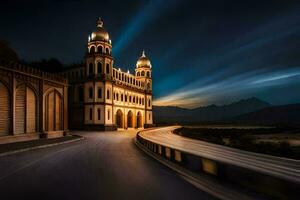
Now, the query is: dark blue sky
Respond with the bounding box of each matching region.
[1,0,299,107]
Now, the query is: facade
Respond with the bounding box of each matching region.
[64,18,153,130]
[0,60,68,144]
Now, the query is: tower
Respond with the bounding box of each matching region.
[83,18,114,130]
[135,50,153,126]
[86,17,113,78]
[135,50,152,91]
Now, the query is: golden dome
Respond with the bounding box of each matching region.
[90,18,110,43]
[136,50,151,68]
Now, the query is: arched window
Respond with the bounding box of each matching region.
[122,74,124,81]
[90,46,95,53]
[89,63,93,75]
[116,93,119,101]
[106,48,109,54]
[146,71,150,77]
[137,72,140,76]
[148,99,151,107]
[106,64,110,74]
[97,62,102,74]
[98,46,103,53]
[121,94,123,101]
[141,71,145,76]
[125,95,127,102]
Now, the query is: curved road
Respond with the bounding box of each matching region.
[139,126,300,184]
[0,130,214,200]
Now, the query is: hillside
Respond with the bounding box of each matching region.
[229,103,300,126]
[153,97,271,124]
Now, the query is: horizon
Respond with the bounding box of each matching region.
[1,0,299,107]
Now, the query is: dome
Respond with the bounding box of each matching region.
[90,18,110,43]
[136,50,151,68]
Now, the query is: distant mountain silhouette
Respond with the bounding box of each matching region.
[153,97,271,124]
[229,103,300,126]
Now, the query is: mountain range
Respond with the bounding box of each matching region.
[153,97,300,126]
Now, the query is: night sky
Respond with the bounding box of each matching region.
[1,0,300,108]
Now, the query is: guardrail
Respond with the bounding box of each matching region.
[136,127,300,200]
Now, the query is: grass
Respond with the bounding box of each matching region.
[0,135,82,154]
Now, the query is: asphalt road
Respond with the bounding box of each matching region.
[0,130,214,200]
[139,126,300,184]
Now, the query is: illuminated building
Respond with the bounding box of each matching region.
[63,18,153,130]
[0,60,68,144]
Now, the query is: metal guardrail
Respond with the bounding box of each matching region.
[136,127,300,200]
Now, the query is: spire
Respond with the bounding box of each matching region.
[97,17,103,28]
[142,50,146,57]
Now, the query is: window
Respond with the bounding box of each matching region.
[78,86,83,102]
[89,63,93,75]
[113,70,115,77]
[90,46,95,53]
[149,113,151,120]
[89,87,93,99]
[97,62,102,74]
[97,108,101,120]
[106,47,109,54]
[125,95,127,102]
[106,64,110,74]
[137,72,140,76]
[121,94,123,101]
[89,108,93,120]
[133,96,135,103]
[141,71,145,76]
[107,109,110,120]
[98,88,102,99]
[117,93,119,101]
[122,74,124,81]
[107,89,110,99]
[148,99,151,107]
[142,98,144,105]
[98,46,103,53]
[147,71,150,77]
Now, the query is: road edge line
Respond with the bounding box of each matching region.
[0,136,85,158]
